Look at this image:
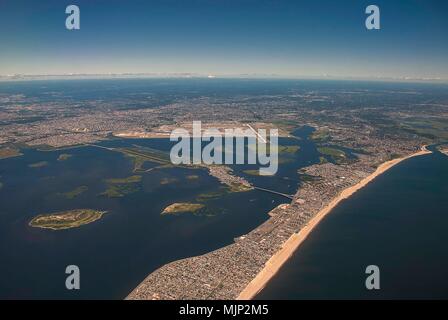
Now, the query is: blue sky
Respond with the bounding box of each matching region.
[0,0,447,80]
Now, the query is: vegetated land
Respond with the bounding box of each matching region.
[60,186,88,199]
[119,147,173,172]
[105,175,142,184]
[100,175,142,198]
[29,209,106,230]
[196,188,228,202]
[2,79,448,299]
[161,203,205,215]
[0,148,22,159]
[317,147,347,163]
[310,128,330,142]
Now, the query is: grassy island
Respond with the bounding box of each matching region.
[161,203,205,215]
[61,186,88,199]
[29,209,106,230]
[101,175,142,198]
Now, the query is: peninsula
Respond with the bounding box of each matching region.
[127,143,432,300]
[237,146,431,299]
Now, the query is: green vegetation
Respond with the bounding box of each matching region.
[388,153,402,160]
[105,175,142,184]
[227,182,252,193]
[57,153,72,161]
[161,203,205,215]
[397,118,448,140]
[317,147,347,164]
[118,146,173,172]
[196,187,229,202]
[195,183,251,202]
[319,156,328,164]
[60,186,88,199]
[270,120,298,134]
[311,129,330,142]
[29,209,106,230]
[101,184,139,198]
[101,175,142,198]
[28,161,49,168]
[0,148,22,160]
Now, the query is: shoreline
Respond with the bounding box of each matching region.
[237,146,432,300]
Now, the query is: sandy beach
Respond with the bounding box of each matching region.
[237,146,432,300]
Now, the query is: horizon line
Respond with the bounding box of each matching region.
[1,73,447,84]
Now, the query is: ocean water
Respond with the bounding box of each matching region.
[257,149,448,299]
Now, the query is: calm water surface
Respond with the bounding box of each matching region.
[257,149,448,299]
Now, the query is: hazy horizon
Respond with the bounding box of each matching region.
[1,0,447,80]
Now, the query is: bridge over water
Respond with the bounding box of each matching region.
[252,186,294,200]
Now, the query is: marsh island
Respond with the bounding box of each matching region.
[29,209,106,230]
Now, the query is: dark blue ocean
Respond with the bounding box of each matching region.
[257,149,448,299]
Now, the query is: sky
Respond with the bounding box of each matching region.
[0,0,447,80]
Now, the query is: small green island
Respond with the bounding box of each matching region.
[100,175,142,198]
[60,186,88,199]
[161,203,205,215]
[29,209,106,230]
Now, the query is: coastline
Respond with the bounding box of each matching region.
[237,146,432,300]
